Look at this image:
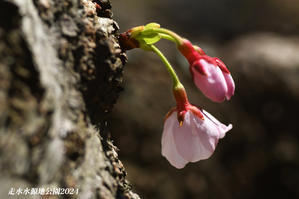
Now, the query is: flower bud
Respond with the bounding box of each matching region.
[190,57,235,102]
[178,40,235,102]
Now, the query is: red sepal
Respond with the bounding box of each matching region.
[164,107,177,123]
[214,58,230,74]
[190,60,208,76]
[189,105,204,120]
[177,110,187,126]
[195,56,230,74]
[178,39,201,64]
[193,45,206,56]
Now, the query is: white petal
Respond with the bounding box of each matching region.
[162,111,188,169]
[202,110,232,139]
[173,111,216,162]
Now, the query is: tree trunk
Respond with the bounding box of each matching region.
[0,0,139,198]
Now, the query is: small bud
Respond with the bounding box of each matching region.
[178,39,235,102]
[190,58,235,102]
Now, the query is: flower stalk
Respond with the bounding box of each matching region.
[150,27,184,46]
[149,45,182,89]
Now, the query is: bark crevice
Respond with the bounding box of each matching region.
[0,0,139,198]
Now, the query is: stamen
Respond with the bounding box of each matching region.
[179,120,183,126]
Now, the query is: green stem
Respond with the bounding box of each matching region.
[149,44,182,88]
[153,28,184,45]
[159,33,177,43]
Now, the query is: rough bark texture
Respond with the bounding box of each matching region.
[0,0,139,198]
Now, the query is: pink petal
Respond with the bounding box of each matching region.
[192,59,228,102]
[223,73,235,100]
[202,110,232,139]
[173,111,218,162]
[162,111,188,169]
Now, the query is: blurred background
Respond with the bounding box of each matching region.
[109,0,299,198]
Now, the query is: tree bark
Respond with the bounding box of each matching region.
[0,0,139,198]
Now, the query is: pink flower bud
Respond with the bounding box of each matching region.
[190,58,235,102]
[178,40,235,102]
[162,106,232,169]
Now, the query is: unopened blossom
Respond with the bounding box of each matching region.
[161,87,232,169]
[178,39,235,102]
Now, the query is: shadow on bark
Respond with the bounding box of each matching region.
[0,0,139,198]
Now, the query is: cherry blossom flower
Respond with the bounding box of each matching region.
[161,87,232,169]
